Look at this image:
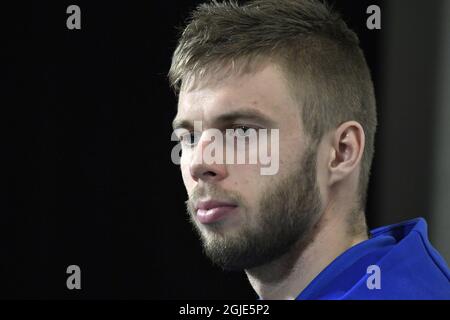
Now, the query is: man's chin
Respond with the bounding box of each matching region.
[198,231,273,271]
[194,214,244,238]
[198,224,243,245]
[202,246,254,271]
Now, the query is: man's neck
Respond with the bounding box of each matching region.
[245,209,368,300]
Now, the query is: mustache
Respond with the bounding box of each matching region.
[185,184,244,213]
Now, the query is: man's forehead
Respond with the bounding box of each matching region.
[176,63,293,121]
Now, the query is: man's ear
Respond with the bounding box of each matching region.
[328,121,365,187]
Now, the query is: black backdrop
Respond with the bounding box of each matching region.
[3,0,383,299]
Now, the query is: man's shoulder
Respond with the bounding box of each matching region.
[348,218,450,299]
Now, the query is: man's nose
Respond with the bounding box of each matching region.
[189,133,228,183]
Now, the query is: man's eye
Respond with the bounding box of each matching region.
[180,131,201,146]
[230,126,256,137]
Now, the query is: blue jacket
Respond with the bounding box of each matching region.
[296,218,450,299]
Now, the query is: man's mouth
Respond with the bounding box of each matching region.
[195,200,238,224]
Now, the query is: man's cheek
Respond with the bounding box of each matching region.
[180,163,194,192]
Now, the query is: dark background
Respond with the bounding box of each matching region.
[3,0,449,299]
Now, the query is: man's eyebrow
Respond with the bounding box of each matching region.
[172,108,275,130]
[214,109,276,127]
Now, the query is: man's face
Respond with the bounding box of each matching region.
[174,63,323,270]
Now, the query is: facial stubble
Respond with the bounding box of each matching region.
[185,144,322,271]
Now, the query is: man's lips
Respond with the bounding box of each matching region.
[195,200,238,224]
